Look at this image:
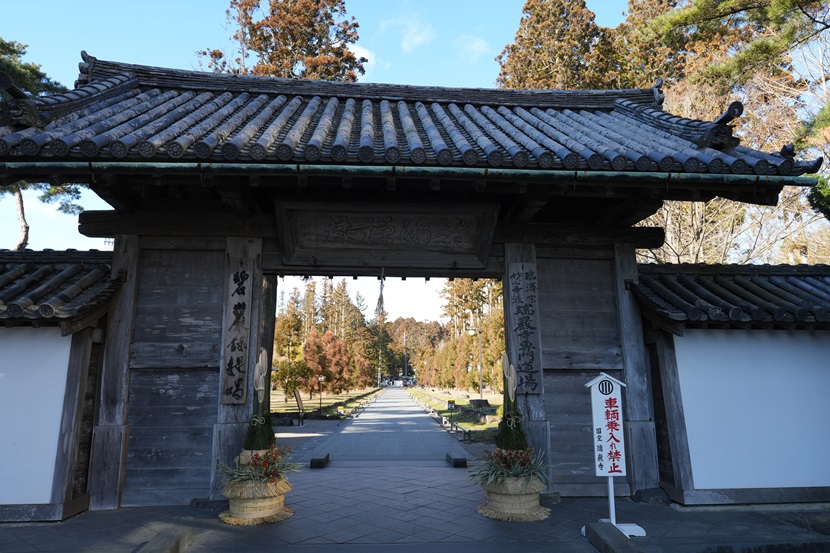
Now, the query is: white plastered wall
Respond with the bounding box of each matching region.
[0,327,72,504]
[674,329,830,489]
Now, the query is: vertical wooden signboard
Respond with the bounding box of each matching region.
[221,256,253,404]
[507,262,543,394]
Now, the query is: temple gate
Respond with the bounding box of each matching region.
[0,53,820,509]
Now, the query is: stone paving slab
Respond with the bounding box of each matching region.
[2,388,829,552]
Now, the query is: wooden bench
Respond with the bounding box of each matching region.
[293,389,306,426]
[449,421,472,441]
[350,401,369,416]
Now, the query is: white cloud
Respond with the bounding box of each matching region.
[380,15,436,53]
[349,43,377,80]
[452,34,489,64]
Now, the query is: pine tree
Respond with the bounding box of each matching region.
[1,38,82,250]
[0,39,64,97]
[649,0,829,87]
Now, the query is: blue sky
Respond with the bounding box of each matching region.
[0,0,627,320]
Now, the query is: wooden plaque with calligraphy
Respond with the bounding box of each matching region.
[221,257,254,404]
[276,202,498,269]
[506,262,543,394]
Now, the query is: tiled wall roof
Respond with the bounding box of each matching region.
[633,264,830,330]
[0,250,117,324]
[0,53,820,176]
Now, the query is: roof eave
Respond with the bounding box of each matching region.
[0,161,818,188]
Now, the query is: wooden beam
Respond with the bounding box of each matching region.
[79,210,278,238]
[261,252,505,278]
[595,195,663,227]
[0,174,24,186]
[216,184,259,216]
[88,176,138,213]
[504,184,549,223]
[494,224,664,249]
[59,293,116,337]
[640,308,686,337]
[668,485,830,505]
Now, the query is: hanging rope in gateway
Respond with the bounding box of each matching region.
[375,268,385,316]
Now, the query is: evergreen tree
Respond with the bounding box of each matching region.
[0,39,64,97]
[301,280,318,336]
[198,0,366,81]
[611,0,686,88]
[497,0,829,262]
[318,278,334,332]
[367,312,395,382]
[0,38,83,250]
[809,176,830,221]
[273,278,379,395]
[440,278,488,336]
[496,0,614,90]
[345,325,375,389]
[649,0,829,87]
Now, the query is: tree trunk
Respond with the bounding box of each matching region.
[13,183,29,251]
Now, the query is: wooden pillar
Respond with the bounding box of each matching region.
[612,243,659,493]
[211,237,263,499]
[89,234,139,510]
[503,243,551,487]
[654,331,694,498]
[51,328,93,517]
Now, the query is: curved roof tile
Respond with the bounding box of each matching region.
[0,250,118,327]
[634,264,830,331]
[0,52,821,177]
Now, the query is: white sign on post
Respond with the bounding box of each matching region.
[588,374,627,477]
[582,372,645,539]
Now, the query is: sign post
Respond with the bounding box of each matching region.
[317,375,326,415]
[583,372,645,538]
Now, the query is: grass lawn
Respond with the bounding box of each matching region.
[406,387,503,444]
[270,387,382,418]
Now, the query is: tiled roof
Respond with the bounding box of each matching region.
[633,264,830,331]
[0,52,821,176]
[0,250,118,327]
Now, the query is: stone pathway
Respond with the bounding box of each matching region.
[187,388,596,550]
[4,388,828,552]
